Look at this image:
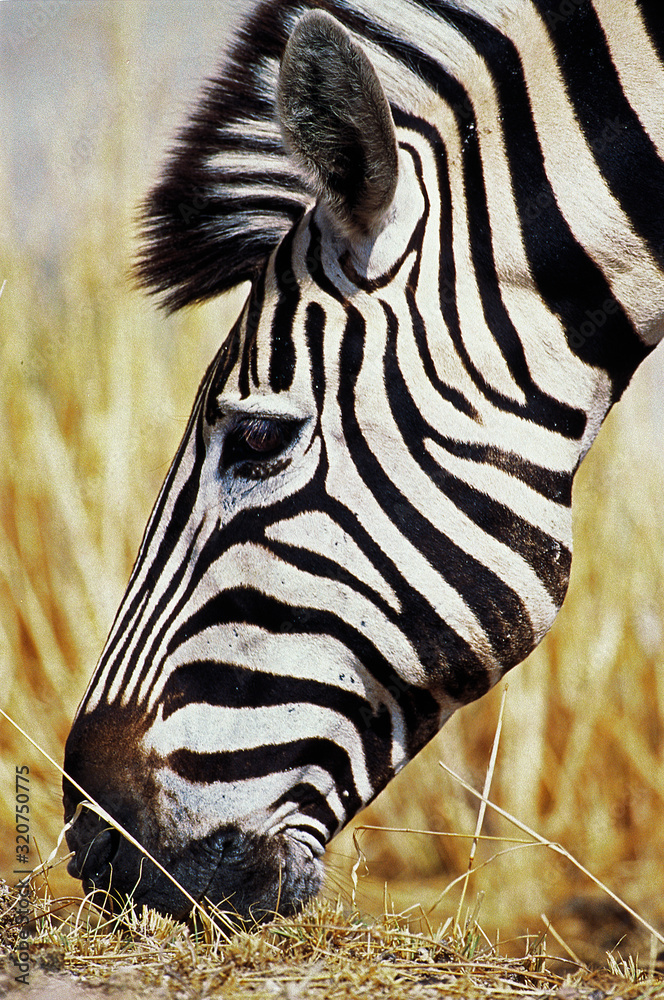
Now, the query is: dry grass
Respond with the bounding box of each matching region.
[2,4,664,995]
[2,869,664,999]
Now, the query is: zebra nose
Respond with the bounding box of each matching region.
[65,805,120,883]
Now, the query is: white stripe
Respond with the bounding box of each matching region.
[424,438,572,545]
[145,701,374,802]
[194,542,427,683]
[151,628,368,695]
[593,0,664,161]
[213,183,307,205]
[502,4,664,345]
[209,214,293,239]
[266,512,401,611]
[154,765,346,844]
[207,149,300,175]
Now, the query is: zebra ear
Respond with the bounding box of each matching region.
[277,11,399,236]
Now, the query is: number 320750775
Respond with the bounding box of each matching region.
[15,766,30,866]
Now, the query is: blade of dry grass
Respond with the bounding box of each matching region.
[439,760,664,949]
[455,685,508,933]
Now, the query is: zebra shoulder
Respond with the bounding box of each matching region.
[277,10,399,237]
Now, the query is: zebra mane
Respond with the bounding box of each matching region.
[135,2,319,312]
[135,0,474,310]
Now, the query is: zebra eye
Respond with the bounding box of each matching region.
[221,417,294,471]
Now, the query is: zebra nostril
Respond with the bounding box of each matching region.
[66,814,120,882]
[81,827,119,880]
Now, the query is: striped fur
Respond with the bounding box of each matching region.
[64,0,664,921]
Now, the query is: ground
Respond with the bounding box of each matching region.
[1,883,664,1000]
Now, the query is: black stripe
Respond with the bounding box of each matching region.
[383,301,572,602]
[161,660,394,790]
[416,431,572,506]
[534,0,664,269]
[266,536,394,618]
[269,225,299,391]
[272,785,340,843]
[304,301,327,413]
[338,305,534,674]
[636,1,664,62]
[206,318,243,419]
[168,738,364,817]
[239,268,266,396]
[306,218,350,302]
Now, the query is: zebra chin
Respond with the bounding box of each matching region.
[63,791,323,923]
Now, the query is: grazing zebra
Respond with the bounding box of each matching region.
[64,0,664,922]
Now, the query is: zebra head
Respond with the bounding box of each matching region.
[64,10,447,922]
[63,3,662,922]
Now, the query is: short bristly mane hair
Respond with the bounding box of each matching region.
[134,2,316,313]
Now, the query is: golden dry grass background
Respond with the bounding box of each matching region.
[1,0,664,969]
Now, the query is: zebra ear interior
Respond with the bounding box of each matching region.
[278,11,399,237]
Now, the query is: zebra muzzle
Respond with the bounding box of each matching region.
[64,803,196,919]
[63,784,322,922]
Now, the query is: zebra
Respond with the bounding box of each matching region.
[63,0,664,923]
